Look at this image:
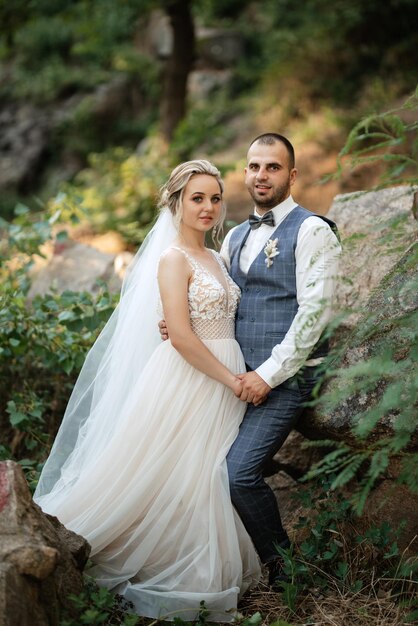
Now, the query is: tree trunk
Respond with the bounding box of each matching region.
[160,0,195,142]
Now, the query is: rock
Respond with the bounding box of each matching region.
[300,239,417,443]
[327,185,417,330]
[262,431,324,480]
[0,461,90,626]
[287,187,417,443]
[142,10,173,59]
[0,76,143,202]
[366,481,418,549]
[77,230,128,255]
[266,471,301,537]
[296,241,417,550]
[27,239,126,298]
[88,75,132,120]
[197,28,244,69]
[188,69,232,100]
[141,13,244,68]
[0,105,49,191]
[293,188,417,550]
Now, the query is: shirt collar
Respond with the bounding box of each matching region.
[253,195,297,221]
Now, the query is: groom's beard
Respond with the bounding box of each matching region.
[247,180,291,211]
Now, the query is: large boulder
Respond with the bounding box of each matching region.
[0,461,90,626]
[300,240,417,443]
[289,187,418,550]
[327,185,417,330]
[28,239,133,299]
[299,185,417,442]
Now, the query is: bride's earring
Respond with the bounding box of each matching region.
[213,224,218,238]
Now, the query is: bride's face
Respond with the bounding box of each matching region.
[180,174,222,233]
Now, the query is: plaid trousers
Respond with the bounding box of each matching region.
[226,365,320,563]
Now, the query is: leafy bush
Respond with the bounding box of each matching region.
[300,93,418,513]
[0,205,117,483]
[0,0,160,105]
[60,576,139,626]
[52,139,171,245]
[170,91,242,161]
[256,0,418,105]
[269,482,417,618]
[329,87,418,188]
[8,58,111,103]
[14,16,73,67]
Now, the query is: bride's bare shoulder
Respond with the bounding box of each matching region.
[158,247,190,279]
[159,246,187,264]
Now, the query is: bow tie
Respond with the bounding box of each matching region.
[248,211,275,229]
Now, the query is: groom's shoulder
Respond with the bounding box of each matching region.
[293,204,319,220]
[221,221,248,259]
[295,205,339,242]
[296,205,337,229]
[229,220,249,238]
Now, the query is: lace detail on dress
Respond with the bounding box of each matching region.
[159,247,240,340]
[191,317,236,340]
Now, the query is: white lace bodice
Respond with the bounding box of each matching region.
[158,247,240,340]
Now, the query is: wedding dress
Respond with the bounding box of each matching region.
[35,242,261,621]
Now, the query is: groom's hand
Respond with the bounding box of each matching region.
[237,371,271,405]
[158,319,169,341]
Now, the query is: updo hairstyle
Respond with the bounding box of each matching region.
[158,160,226,237]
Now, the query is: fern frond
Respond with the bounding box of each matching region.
[330,453,368,490]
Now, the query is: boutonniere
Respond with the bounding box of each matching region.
[264,238,279,267]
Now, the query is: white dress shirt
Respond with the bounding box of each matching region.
[220,195,342,388]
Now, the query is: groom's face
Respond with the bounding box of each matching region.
[244,142,297,212]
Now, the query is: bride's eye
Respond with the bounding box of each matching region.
[192,196,203,202]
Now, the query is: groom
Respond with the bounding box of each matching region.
[220,133,341,584]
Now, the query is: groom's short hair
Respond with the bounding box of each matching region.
[249,133,295,169]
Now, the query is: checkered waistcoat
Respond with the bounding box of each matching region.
[229,205,336,371]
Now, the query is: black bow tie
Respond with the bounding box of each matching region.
[248,211,275,229]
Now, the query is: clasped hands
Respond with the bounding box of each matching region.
[234,371,271,406]
[158,321,271,406]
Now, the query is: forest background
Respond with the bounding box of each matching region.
[0,1,417,625]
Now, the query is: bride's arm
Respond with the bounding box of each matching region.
[158,249,243,396]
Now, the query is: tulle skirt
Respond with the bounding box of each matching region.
[36,338,261,621]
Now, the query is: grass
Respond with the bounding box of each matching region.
[239,574,417,626]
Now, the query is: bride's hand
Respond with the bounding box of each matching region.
[231,377,244,398]
[158,319,169,341]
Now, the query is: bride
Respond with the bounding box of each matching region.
[34,160,261,621]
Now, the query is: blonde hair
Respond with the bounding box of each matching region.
[158,159,226,242]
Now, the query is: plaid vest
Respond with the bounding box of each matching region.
[229,205,336,370]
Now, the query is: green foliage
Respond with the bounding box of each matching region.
[14,15,73,66]
[52,139,171,245]
[61,580,267,625]
[302,258,418,513]
[272,481,414,613]
[170,93,242,161]
[327,87,418,188]
[0,0,160,105]
[299,95,418,516]
[60,577,139,625]
[6,58,111,103]
[3,0,145,67]
[0,205,117,480]
[256,0,417,105]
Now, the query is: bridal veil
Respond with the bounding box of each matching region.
[34,208,178,499]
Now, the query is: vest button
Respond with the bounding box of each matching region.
[249,348,254,353]
[256,288,260,293]
[238,315,243,320]
[244,287,249,292]
[250,317,255,322]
